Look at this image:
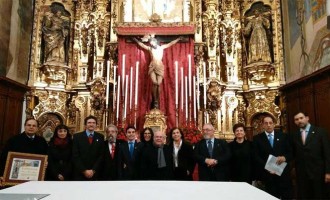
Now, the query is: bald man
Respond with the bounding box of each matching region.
[140,130,173,180]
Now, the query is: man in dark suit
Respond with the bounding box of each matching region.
[72,115,104,180]
[140,130,173,180]
[102,124,124,180]
[117,125,143,180]
[292,111,330,199]
[0,118,48,187]
[194,123,231,181]
[253,115,292,199]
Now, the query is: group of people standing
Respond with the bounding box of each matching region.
[0,112,329,199]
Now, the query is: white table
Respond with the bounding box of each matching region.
[0,181,278,200]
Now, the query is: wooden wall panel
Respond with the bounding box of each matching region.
[280,66,330,135]
[0,76,29,153]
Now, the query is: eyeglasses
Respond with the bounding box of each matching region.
[202,129,213,132]
[144,132,151,135]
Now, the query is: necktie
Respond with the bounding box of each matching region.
[111,143,115,158]
[129,142,134,158]
[88,134,93,144]
[268,134,273,148]
[207,140,213,158]
[301,130,306,145]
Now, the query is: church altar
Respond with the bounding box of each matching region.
[0,181,278,200]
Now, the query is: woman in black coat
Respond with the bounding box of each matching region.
[229,123,253,183]
[140,127,154,147]
[47,124,73,181]
[169,127,195,180]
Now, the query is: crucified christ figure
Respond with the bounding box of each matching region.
[133,36,182,109]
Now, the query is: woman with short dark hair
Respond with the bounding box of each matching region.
[229,123,253,183]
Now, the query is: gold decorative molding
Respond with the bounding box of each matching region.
[244,90,281,127]
[144,109,167,133]
[32,90,68,121]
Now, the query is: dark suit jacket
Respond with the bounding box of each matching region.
[101,139,125,180]
[292,125,330,180]
[72,131,104,180]
[194,138,231,181]
[253,131,292,182]
[117,140,143,180]
[169,141,195,180]
[140,144,173,180]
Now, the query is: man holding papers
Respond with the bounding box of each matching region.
[253,115,293,199]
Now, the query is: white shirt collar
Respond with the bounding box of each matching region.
[265,131,274,137]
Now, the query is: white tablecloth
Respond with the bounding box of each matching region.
[0,181,277,200]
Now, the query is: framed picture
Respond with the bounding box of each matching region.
[2,152,48,186]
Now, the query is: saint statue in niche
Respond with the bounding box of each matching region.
[244,10,272,64]
[133,36,182,109]
[42,6,70,64]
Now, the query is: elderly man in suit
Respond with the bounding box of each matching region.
[101,124,124,180]
[72,115,104,180]
[117,125,143,180]
[292,111,330,199]
[194,123,231,181]
[253,115,293,199]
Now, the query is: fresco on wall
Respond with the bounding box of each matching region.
[288,1,300,48]
[311,0,327,23]
[285,0,330,83]
[4,0,33,84]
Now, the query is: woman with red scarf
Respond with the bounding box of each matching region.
[47,124,73,180]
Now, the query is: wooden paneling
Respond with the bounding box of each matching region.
[280,66,330,135]
[0,76,30,153]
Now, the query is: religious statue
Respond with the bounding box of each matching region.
[42,9,69,64]
[244,10,271,64]
[133,36,182,109]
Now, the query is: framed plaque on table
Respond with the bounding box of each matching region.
[2,152,47,186]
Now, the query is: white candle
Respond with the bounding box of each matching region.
[185,76,188,121]
[129,67,133,109]
[122,54,126,95]
[181,67,184,110]
[106,61,110,107]
[175,61,178,106]
[203,62,207,108]
[193,76,196,120]
[135,62,139,106]
[196,66,200,110]
[124,75,128,118]
[116,76,121,120]
[113,65,117,108]
[327,1,330,15]
[188,54,191,97]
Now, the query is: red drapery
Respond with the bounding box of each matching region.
[117,37,195,132]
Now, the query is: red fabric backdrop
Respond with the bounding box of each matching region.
[117,37,195,132]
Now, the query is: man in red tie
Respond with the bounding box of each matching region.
[292,111,330,199]
[72,116,104,180]
[101,124,124,180]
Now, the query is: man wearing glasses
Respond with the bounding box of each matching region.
[194,123,231,181]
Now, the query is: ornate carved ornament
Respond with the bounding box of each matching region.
[144,109,167,133]
[114,22,195,35]
[244,90,281,126]
[33,90,67,120]
[207,79,226,111]
[87,77,106,111]
[220,11,240,56]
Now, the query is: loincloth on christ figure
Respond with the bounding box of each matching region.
[148,61,164,79]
